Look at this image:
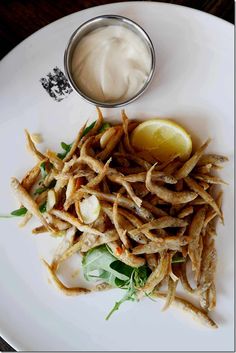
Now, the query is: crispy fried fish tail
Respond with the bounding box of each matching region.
[152,291,218,328]
[42,259,90,296]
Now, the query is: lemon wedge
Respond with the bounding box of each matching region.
[79,195,101,224]
[131,119,192,162]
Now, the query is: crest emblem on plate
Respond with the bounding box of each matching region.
[40,67,73,102]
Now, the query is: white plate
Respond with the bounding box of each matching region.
[0,2,234,351]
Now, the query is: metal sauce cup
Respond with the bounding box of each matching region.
[64,15,156,108]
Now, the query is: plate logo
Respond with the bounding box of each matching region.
[40,67,73,102]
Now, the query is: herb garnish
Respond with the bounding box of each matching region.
[40,161,47,179]
[82,245,150,319]
[57,141,73,160]
[39,202,47,213]
[172,254,186,264]
[10,207,28,216]
[82,121,96,137]
[99,122,111,132]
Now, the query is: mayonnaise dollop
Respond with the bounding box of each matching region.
[71,25,152,103]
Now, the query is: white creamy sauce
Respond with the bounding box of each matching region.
[71,25,152,103]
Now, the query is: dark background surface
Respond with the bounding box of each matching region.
[0,0,234,351]
[0,0,234,59]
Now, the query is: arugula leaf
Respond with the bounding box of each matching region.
[57,141,73,160]
[40,161,53,179]
[98,270,124,287]
[57,152,67,160]
[39,202,47,213]
[99,122,111,132]
[172,255,186,264]
[105,276,136,320]
[106,266,150,320]
[105,296,128,320]
[0,207,27,218]
[110,260,133,280]
[110,261,134,288]
[34,187,47,195]
[10,207,27,216]
[133,265,150,287]
[5,201,46,219]
[82,121,96,137]
[82,245,129,286]
[82,245,150,319]
[34,179,56,196]
[57,120,98,160]
[40,162,47,179]
[61,142,72,152]
[105,267,147,320]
